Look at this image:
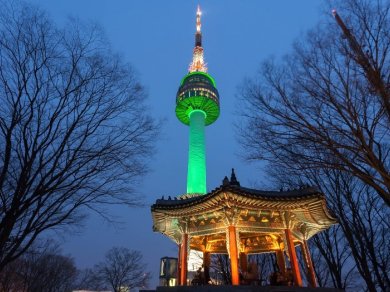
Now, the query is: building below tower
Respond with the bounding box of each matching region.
[151,169,337,287]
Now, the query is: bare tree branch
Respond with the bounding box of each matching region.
[82,247,151,291]
[0,239,77,292]
[237,0,390,206]
[237,0,390,290]
[0,1,157,271]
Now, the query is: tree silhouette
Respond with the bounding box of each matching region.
[86,247,151,292]
[237,0,390,290]
[0,1,156,272]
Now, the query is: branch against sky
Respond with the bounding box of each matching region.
[0,0,157,272]
[331,0,390,123]
[267,163,390,290]
[237,0,390,206]
[88,247,151,292]
[0,240,77,292]
[237,0,390,290]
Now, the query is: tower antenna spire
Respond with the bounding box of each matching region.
[189,5,207,72]
[196,5,202,38]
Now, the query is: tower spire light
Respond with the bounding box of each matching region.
[196,5,201,33]
[189,5,207,73]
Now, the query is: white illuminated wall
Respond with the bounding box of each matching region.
[187,249,203,272]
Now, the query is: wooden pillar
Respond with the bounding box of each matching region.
[203,251,211,283]
[239,252,248,274]
[179,233,188,286]
[285,229,302,287]
[228,226,240,285]
[301,240,317,287]
[275,249,286,274]
[177,244,181,285]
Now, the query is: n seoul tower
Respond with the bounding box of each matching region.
[176,6,220,195]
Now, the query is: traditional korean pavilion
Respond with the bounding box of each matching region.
[152,170,337,287]
[151,6,337,288]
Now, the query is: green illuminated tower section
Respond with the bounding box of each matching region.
[176,6,220,194]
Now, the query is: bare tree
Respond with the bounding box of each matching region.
[83,247,150,292]
[76,268,105,292]
[237,0,390,206]
[310,226,357,290]
[321,170,390,290]
[0,1,156,271]
[263,160,389,290]
[0,257,24,291]
[210,254,231,285]
[0,240,77,292]
[249,253,277,285]
[237,0,390,290]
[332,1,390,122]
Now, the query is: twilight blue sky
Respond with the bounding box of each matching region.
[28,0,329,287]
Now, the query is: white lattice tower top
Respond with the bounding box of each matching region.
[189,5,207,73]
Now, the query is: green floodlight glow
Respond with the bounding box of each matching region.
[175,71,220,195]
[187,110,206,194]
[175,72,220,195]
[176,72,220,126]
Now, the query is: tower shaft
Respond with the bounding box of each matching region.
[187,110,206,194]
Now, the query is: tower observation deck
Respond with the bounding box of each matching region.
[175,6,220,195]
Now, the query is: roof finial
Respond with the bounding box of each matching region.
[230,168,240,186]
[189,5,207,73]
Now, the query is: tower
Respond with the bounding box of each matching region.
[152,7,336,287]
[175,6,220,195]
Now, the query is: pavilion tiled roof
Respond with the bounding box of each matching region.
[151,170,337,247]
[151,184,324,210]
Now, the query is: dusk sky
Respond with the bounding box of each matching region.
[28,0,328,287]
